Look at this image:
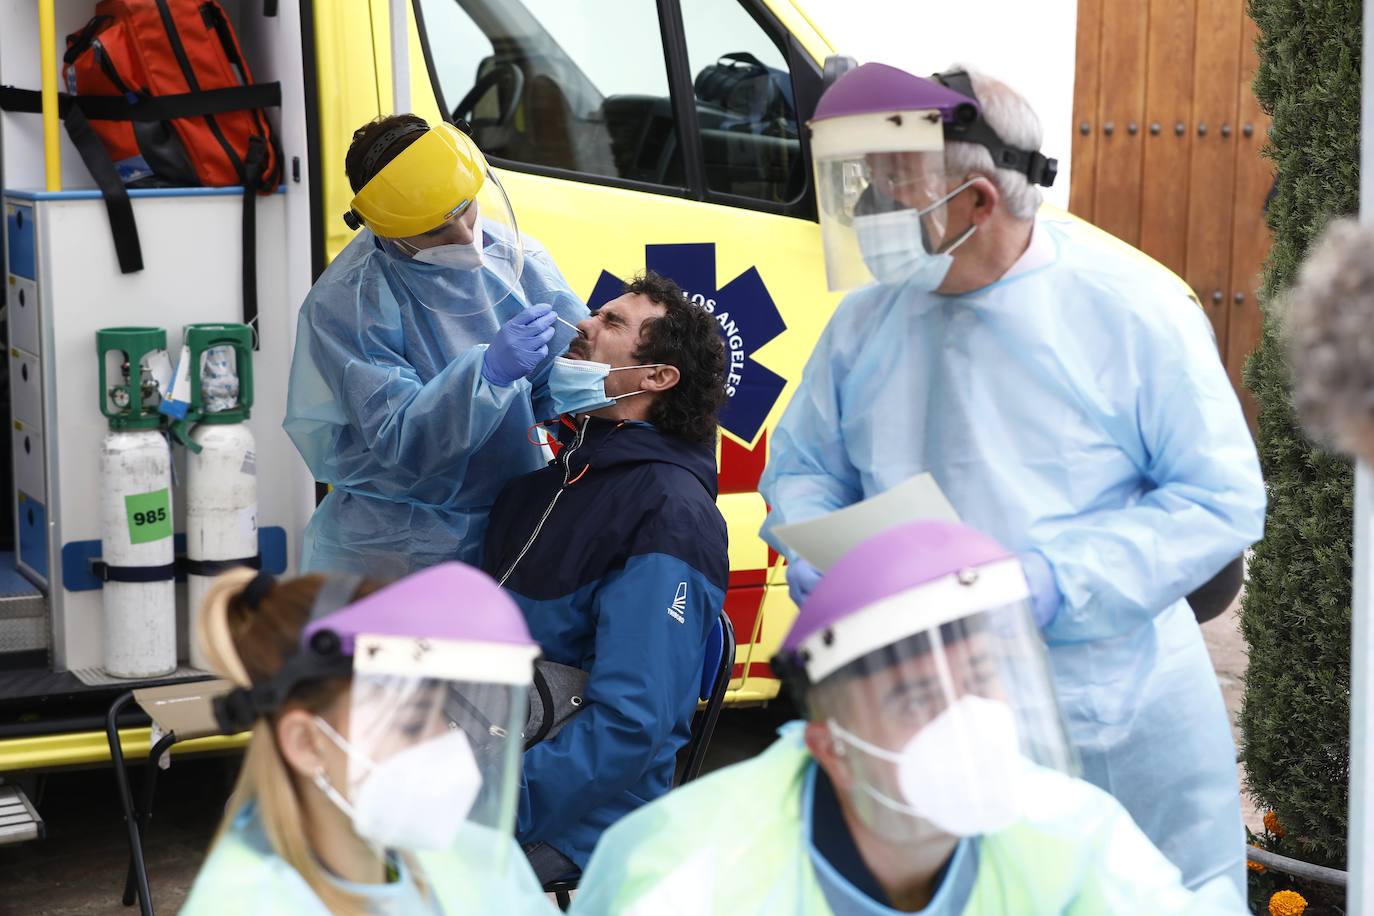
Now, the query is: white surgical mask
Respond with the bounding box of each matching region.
[854,181,975,290]
[313,717,483,851]
[828,695,1025,837]
[409,216,484,270]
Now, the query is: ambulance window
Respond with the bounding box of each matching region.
[680,0,803,204]
[415,0,683,187]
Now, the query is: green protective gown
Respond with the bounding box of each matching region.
[181,804,555,915]
[571,724,1247,915]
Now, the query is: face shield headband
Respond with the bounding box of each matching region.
[931,70,1058,189]
[211,572,365,734]
[771,557,1031,712]
[342,123,430,231]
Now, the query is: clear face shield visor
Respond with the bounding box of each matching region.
[805,576,1075,840]
[313,637,534,856]
[810,110,966,291]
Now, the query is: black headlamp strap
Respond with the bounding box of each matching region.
[212,648,352,733]
[770,649,814,718]
[344,122,430,231]
[211,573,364,734]
[932,71,1059,189]
[360,123,429,186]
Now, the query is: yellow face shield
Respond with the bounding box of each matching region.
[349,122,487,239]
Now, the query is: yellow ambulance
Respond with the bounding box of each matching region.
[310,0,1198,704]
[0,1,1195,791]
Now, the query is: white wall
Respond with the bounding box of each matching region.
[802,0,1079,209]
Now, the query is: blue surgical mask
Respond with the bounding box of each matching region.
[547,356,665,417]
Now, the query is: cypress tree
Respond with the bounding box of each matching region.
[1241,0,1359,869]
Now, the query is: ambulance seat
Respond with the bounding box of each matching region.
[601,94,684,186]
[464,55,617,179]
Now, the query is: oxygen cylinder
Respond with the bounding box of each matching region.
[97,328,177,679]
[182,325,257,670]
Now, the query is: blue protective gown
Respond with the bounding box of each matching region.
[284,224,585,578]
[759,213,1266,895]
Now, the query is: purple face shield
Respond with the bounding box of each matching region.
[213,563,536,733]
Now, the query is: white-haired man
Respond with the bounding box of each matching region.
[759,63,1266,895]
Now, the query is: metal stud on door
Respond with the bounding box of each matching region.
[97,328,176,678]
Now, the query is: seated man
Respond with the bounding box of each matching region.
[481,271,729,883]
[571,521,1248,915]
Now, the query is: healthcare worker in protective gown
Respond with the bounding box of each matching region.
[285,115,585,577]
[573,521,1246,914]
[758,64,1266,895]
[181,562,551,915]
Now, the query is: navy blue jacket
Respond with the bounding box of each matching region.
[482,415,728,868]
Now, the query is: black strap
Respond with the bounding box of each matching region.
[213,647,352,733]
[62,104,144,273]
[241,135,267,348]
[183,554,262,577]
[932,70,1059,189]
[91,560,177,583]
[0,82,284,279]
[525,667,556,750]
[263,0,278,15]
[0,83,281,123]
[212,688,260,733]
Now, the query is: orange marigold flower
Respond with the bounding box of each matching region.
[1264,810,1286,838]
[1268,889,1307,916]
[1247,859,1267,873]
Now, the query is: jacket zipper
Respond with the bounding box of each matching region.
[154,0,244,178]
[498,417,591,587]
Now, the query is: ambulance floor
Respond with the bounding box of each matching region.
[2,607,1252,915]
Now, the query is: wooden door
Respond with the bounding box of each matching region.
[1071,0,1273,425]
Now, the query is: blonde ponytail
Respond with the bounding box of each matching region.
[198,569,369,915]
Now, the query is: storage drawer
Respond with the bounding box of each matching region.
[4,202,35,280]
[16,490,48,585]
[9,348,42,432]
[7,276,40,355]
[12,420,44,503]
[13,421,47,585]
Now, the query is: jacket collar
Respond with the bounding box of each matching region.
[556,415,719,498]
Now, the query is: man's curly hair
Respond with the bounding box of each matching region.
[628,271,727,445]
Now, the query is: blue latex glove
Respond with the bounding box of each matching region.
[481,303,557,387]
[787,558,823,608]
[1020,549,1063,628]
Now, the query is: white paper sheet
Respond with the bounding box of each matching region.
[772,473,959,571]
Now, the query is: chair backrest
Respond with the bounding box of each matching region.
[133,678,234,741]
[699,614,725,701]
[678,608,736,785]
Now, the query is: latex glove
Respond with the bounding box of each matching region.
[1019,549,1063,628]
[787,558,823,608]
[482,303,557,387]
